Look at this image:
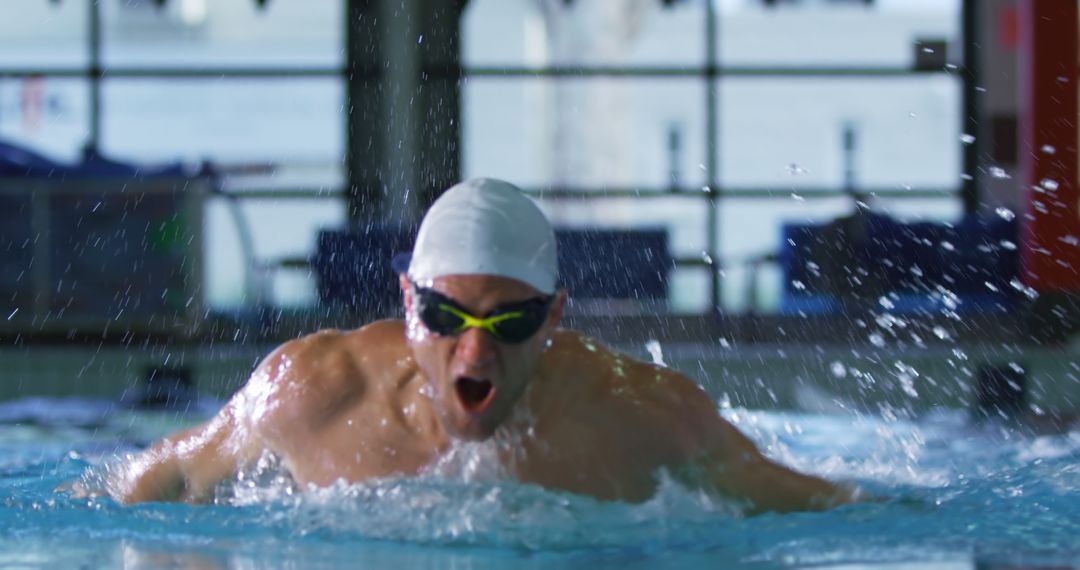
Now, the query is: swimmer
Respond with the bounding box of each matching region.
[97,178,861,512]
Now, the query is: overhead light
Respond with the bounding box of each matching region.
[178,0,208,26]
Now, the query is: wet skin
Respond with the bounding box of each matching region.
[102,275,859,512]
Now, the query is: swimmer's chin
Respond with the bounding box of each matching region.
[445,416,500,441]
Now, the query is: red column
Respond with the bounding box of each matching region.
[1020,0,1080,293]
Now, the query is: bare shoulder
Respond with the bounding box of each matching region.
[546,330,709,403]
[234,320,412,435]
[545,330,743,453]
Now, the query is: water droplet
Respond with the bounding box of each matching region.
[959,133,976,144]
[908,112,918,118]
[1041,144,1056,155]
[900,379,919,398]
[932,326,950,340]
[417,34,424,44]
[940,241,956,252]
[698,163,707,171]
[984,281,999,292]
[786,163,809,176]
[701,251,714,265]
[960,173,974,181]
[995,207,1015,221]
[1060,235,1080,246]
[701,185,711,193]
[792,280,806,291]
[1040,178,1060,191]
[6,308,17,321]
[878,296,895,310]
[869,333,885,348]
[645,340,666,366]
[830,361,847,378]
[791,192,805,202]
[975,86,987,93]
[1000,240,1017,251]
[989,166,1011,179]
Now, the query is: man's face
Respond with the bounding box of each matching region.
[402,274,564,440]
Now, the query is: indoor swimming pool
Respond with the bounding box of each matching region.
[0,396,1075,569]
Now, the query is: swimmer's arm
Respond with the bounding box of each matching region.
[694,414,863,514]
[701,423,862,514]
[663,372,861,514]
[112,405,256,504]
[110,341,304,504]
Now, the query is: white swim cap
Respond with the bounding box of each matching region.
[405,178,558,294]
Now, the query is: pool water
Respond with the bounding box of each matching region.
[0,397,1076,569]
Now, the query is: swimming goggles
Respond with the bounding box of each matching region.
[411,284,553,343]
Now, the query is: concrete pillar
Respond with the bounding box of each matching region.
[344,0,463,228]
[965,0,1022,217]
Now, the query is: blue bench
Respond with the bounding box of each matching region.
[314,227,673,312]
[779,211,1020,315]
[314,226,413,315]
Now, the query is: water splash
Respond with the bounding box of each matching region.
[645,340,666,367]
[12,402,1077,567]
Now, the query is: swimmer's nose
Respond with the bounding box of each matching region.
[455,327,498,368]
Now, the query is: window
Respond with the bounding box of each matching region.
[0,0,346,311]
[462,0,963,314]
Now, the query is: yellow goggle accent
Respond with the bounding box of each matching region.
[438,303,525,338]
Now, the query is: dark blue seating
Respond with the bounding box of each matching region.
[313,227,673,312]
[779,211,1020,315]
[314,226,413,315]
[556,228,671,301]
[0,140,190,178]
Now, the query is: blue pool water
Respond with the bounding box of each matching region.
[0,397,1076,569]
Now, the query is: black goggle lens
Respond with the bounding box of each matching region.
[413,286,552,343]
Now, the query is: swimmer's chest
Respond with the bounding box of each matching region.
[509,405,684,501]
[280,401,444,486]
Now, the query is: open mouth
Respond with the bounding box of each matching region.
[455,376,496,414]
